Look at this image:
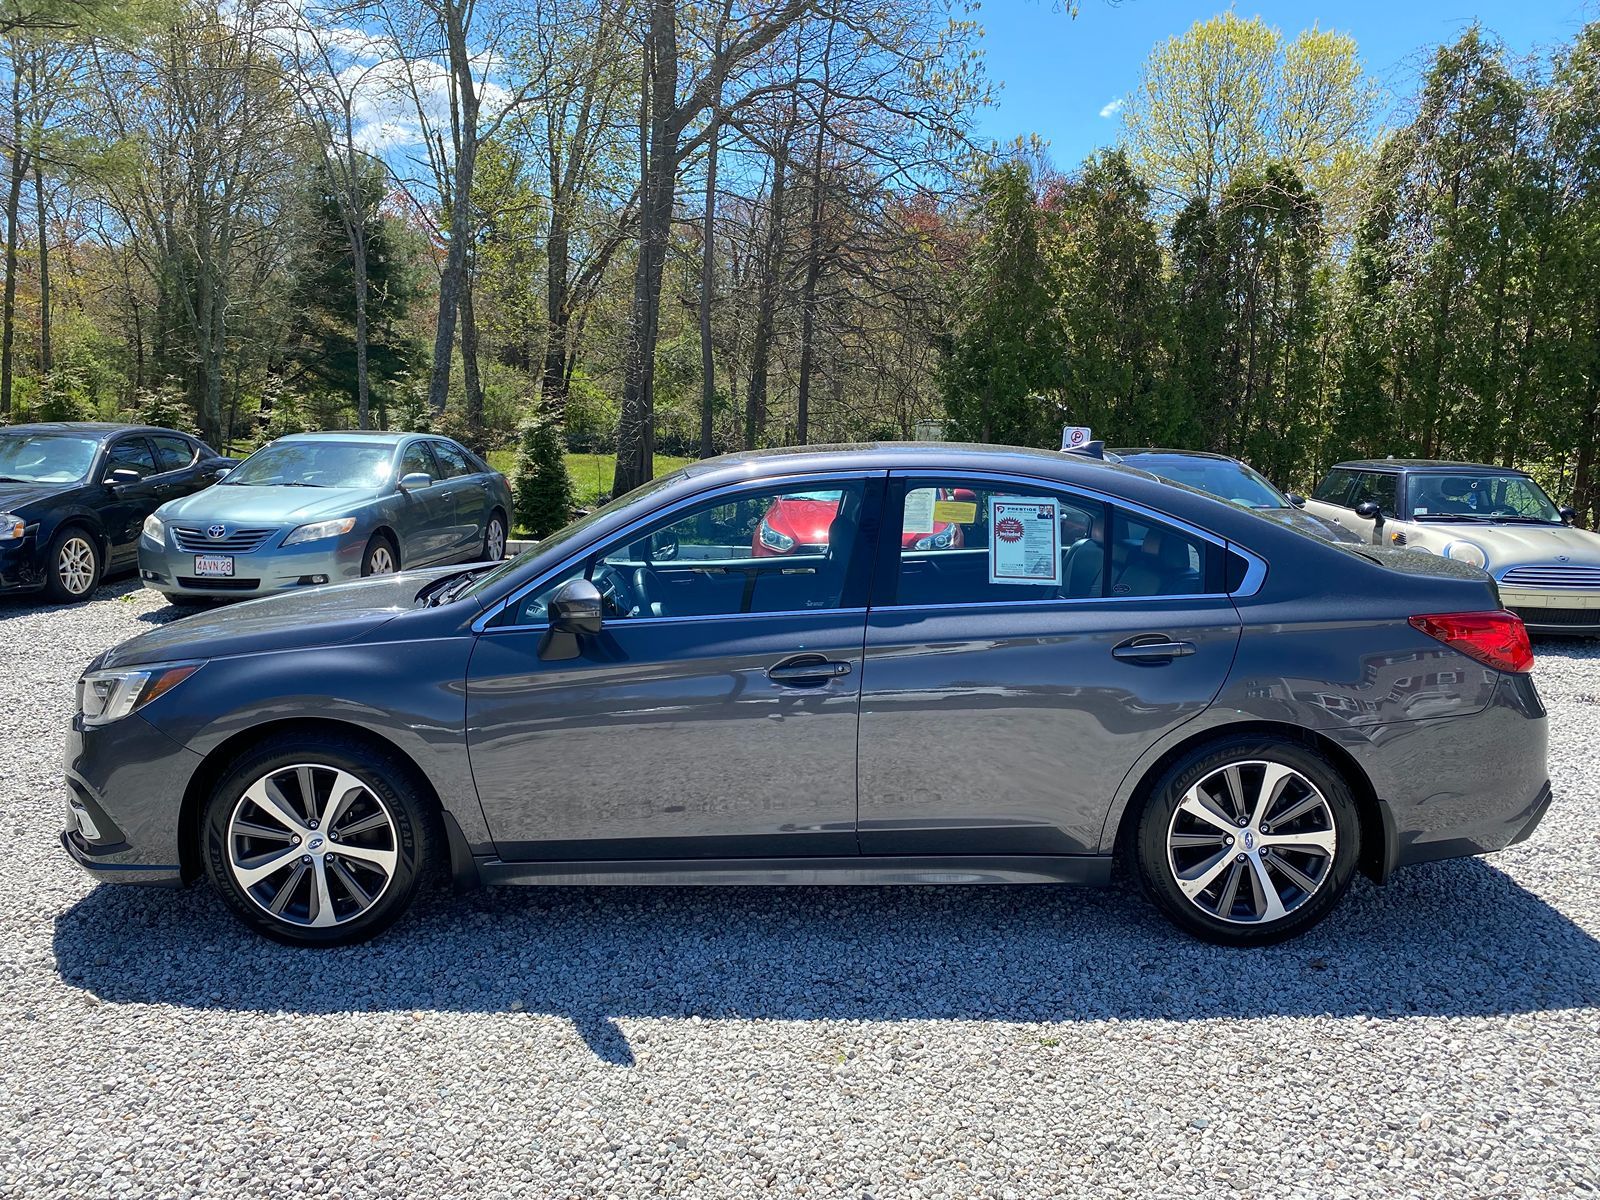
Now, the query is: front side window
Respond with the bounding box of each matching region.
[226,441,394,489]
[494,480,870,627]
[1311,468,1357,505]
[107,439,157,480]
[0,433,99,483]
[1348,471,1398,517]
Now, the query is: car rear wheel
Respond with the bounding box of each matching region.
[43,527,102,603]
[482,511,507,562]
[203,734,434,946]
[1135,736,1359,946]
[361,533,397,577]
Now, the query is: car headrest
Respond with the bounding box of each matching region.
[827,513,852,558]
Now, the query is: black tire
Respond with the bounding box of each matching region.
[166,593,213,608]
[482,509,507,562]
[361,532,398,577]
[42,525,103,603]
[202,732,436,947]
[1134,735,1360,947]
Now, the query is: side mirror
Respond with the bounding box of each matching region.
[398,471,432,493]
[1287,493,1306,508]
[1560,506,1577,526]
[103,467,141,487]
[1354,500,1383,522]
[212,466,232,482]
[540,578,603,661]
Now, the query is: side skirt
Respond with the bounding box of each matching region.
[476,855,1114,888]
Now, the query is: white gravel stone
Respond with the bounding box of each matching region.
[1,580,1597,1199]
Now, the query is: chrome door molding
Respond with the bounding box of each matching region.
[470,469,888,634]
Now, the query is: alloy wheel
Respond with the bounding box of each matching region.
[226,764,398,929]
[368,545,395,575]
[57,536,96,596]
[487,518,506,560]
[1165,759,1337,925]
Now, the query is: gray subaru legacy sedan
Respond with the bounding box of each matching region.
[137,431,511,602]
[64,443,1550,947]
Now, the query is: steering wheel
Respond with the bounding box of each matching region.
[591,563,639,618]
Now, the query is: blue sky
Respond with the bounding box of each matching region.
[973,0,1596,168]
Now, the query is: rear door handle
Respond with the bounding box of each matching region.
[767,655,853,683]
[1112,638,1196,661]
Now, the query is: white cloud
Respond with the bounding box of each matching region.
[1099,98,1124,119]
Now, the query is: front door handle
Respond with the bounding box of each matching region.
[1112,637,1196,661]
[767,655,852,684]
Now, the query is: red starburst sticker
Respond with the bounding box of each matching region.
[995,515,1025,543]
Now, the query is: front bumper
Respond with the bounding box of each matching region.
[60,710,206,887]
[138,532,367,599]
[0,534,45,593]
[1499,585,1600,633]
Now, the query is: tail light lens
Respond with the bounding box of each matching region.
[1409,610,1534,674]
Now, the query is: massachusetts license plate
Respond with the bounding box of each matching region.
[193,554,234,577]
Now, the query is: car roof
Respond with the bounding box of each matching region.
[679,441,1139,479]
[1331,458,1529,475]
[273,430,419,445]
[1108,447,1243,464]
[0,422,178,437]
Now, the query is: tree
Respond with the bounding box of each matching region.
[1121,11,1377,230]
[511,406,574,534]
[941,161,1062,446]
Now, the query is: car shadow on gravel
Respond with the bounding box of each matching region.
[53,855,1600,1065]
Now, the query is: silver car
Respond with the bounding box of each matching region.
[138,431,512,602]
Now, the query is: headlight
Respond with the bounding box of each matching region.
[758,519,794,552]
[77,662,201,727]
[283,517,357,546]
[0,513,23,541]
[912,525,957,551]
[1443,540,1488,568]
[142,513,164,544]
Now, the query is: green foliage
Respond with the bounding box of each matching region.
[512,408,576,537]
[122,379,200,435]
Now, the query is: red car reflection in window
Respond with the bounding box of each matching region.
[751,489,972,557]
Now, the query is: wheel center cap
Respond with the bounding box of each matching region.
[308,835,325,852]
[1242,830,1256,851]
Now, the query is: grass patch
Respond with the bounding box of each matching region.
[487,450,698,535]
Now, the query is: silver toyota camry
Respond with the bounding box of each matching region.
[137,431,512,602]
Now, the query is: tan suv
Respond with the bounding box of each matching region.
[1306,458,1599,634]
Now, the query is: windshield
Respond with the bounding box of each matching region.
[1406,473,1563,523]
[0,433,100,484]
[224,441,394,489]
[459,469,690,601]
[1135,457,1289,509]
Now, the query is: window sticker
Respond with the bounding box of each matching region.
[933,499,976,524]
[903,488,936,534]
[989,497,1062,586]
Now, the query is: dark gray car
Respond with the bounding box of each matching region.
[62,443,1550,947]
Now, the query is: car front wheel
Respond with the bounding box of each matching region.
[1135,736,1359,946]
[44,526,102,603]
[202,734,435,946]
[361,533,397,577]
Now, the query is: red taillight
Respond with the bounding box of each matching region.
[1409,610,1534,674]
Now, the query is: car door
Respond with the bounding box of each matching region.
[147,434,212,504]
[98,436,163,566]
[855,472,1243,857]
[1345,471,1400,545]
[465,473,883,861]
[1303,467,1358,534]
[430,439,486,557]
[394,440,454,565]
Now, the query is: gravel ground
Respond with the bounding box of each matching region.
[1,579,1598,1199]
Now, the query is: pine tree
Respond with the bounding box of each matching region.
[512,409,575,537]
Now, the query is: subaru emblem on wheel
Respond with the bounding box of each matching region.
[208,524,227,540]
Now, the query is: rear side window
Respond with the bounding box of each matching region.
[151,435,196,473]
[1312,468,1356,505]
[1108,510,1208,597]
[431,441,475,478]
[881,478,1106,606]
[1349,471,1398,517]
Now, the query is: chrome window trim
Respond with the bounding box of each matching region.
[471,469,885,634]
[882,467,1268,603]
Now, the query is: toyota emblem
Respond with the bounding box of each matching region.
[207,524,228,540]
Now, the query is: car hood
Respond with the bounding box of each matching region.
[158,484,379,525]
[1410,522,1600,568]
[0,480,75,511]
[99,570,460,669]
